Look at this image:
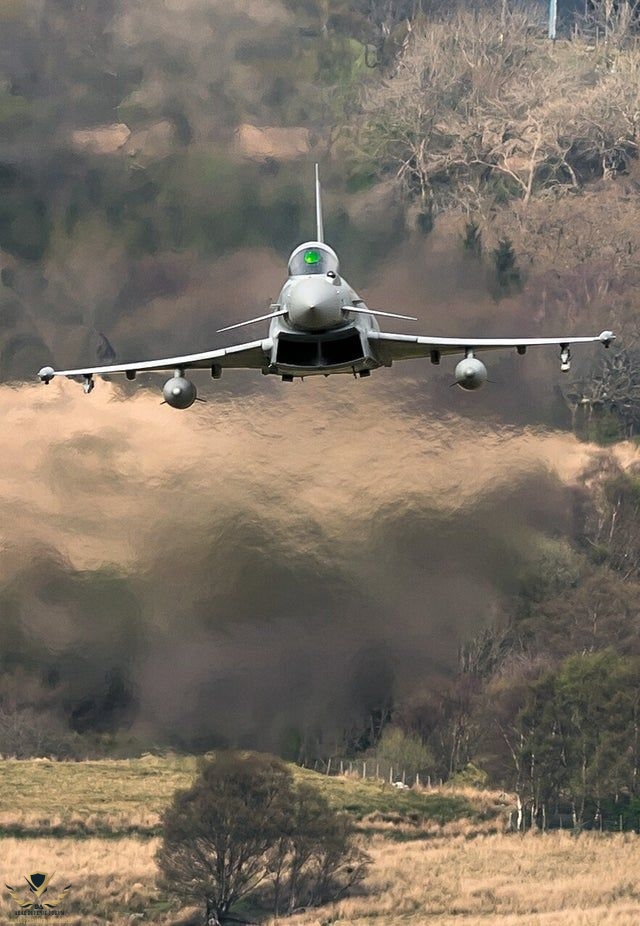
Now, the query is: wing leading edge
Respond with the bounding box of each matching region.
[368,330,615,364]
[38,338,272,383]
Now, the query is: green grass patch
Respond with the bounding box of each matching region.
[0,756,493,839]
[0,754,195,825]
[293,766,476,823]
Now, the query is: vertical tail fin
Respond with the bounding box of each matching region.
[315,163,324,243]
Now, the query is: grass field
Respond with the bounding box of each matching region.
[281,832,640,926]
[2,757,640,924]
[0,754,197,836]
[4,831,640,925]
[0,756,501,837]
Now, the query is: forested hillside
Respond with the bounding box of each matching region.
[3,0,640,830]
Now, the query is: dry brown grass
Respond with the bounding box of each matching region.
[0,836,171,924]
[279,832,640,926]
[2,761,636,923]
[3,832,640,924]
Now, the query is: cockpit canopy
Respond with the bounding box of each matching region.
[288,243,340,277]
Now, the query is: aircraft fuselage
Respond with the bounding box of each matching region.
[264,240,383,380]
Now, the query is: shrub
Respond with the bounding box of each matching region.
[374,726,434,780]
[156,751,367,924]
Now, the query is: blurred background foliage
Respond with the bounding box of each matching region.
[4,0,640,830]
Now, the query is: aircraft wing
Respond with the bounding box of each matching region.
[368,330,615,363]
[38,338,272,383]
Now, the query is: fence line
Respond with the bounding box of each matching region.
[506,807,640,834]
[303,757,440,789]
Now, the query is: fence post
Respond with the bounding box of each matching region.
[327,758,331,776]
[415,772,420,788]
[389,766,393,784]
[402,769,406,786]
[340,760,344,775]
[362,760,367,780]
[376,763,380,780]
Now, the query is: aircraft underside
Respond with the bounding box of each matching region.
[269,326,380,379]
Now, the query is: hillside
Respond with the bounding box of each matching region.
[3,757,640,924]
[0,756,506,838]
[3,0,640,839]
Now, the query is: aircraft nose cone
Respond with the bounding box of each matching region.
[287,277,343,331]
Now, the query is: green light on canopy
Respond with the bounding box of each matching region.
[304,248,322,265]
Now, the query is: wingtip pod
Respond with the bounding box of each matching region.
[599,330,615,347]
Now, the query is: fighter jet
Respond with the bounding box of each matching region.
[38,166,615,408]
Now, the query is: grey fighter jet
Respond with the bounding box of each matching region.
[38,166,615,408]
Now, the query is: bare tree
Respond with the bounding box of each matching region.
[564,349,640,439]
[354,3,640,214]
[580,0,640,51]
[355,7,585,208]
